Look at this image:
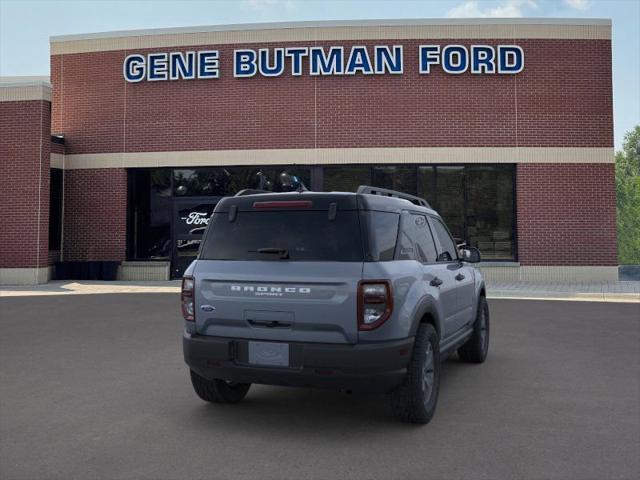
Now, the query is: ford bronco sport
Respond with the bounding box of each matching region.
[182,186,489,424]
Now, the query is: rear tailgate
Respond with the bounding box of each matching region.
[194,261,362,344]
[193,195,364,344]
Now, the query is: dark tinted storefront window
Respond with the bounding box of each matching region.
[321,163,516,260]
[128,166,311,262]
[417,166,435,206]
[173,167,309,196]
[48,169,63,250]
[173,168,227,196]
[465,165,515,260]
[372,165,416,195]
[324,166,370,192]
[127,169,172,260]
[173,201,218,276]
[429,165,515,260]
[324,165,417,195]
[128,164,516,264]
[434,166,465,244]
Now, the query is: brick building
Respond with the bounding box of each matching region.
[0,18,616,284]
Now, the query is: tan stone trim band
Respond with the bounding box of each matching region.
[0,267,50,286]
[118,261,170,281]
[51,19,611,55]
[479,265,618,283]
[50,153,64,169]
[0,84,52,102]
[61,147,614,170]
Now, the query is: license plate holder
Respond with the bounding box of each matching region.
[248,341,290,367]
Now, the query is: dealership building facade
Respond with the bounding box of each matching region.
[0,18,616,284]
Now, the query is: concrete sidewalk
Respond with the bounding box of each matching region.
[488,281,640,303]
[1,279,639,302]
[0,280,181,297]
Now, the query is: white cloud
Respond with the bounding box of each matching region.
[242,0,294,10]
[446,0,538,18]
[563,0,591,10]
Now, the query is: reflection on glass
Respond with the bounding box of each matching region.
[177,239,201,256]
[49,169,63,250]
[173,167,310,196]
[465,165,514,260]
[417,166,435,207]
[128,169,171,260]
[372,166,416,195]
[324,166,371,192]
[434,166,465,244]
[128,164,516,262]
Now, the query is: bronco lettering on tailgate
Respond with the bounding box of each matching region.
[230,285,311,297]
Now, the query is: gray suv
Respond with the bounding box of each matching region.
[182,186,489,424]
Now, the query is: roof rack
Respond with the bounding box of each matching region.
[234,189,271,196]
[356,185,431,208]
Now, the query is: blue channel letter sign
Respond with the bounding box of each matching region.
[124,45,524,82]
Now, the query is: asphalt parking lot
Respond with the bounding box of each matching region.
[0,294,638,480]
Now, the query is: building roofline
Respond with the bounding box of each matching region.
[0,76,51,102]
[0,76,51,88]
[50,17,611,43]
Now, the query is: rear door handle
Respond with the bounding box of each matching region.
[430,277,443,287]
[455,273,466,281]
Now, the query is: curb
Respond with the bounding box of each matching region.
[487,292,640,303]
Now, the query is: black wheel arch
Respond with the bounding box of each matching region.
[409,300,442,340]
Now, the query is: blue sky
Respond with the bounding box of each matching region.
[1,0,638,149]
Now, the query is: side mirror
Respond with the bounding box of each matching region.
[461,246,481,263]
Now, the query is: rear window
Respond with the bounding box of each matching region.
[200,211,364,261]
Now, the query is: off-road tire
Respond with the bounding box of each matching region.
[190,370,251,403]
[388,323,440,424]
[458,295,490,363]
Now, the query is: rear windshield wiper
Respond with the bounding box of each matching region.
[248,247,290,259]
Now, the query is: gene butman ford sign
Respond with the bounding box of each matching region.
[123,44,524,82]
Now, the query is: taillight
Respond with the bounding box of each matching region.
[358,280,393,331]
[181,276,195,321]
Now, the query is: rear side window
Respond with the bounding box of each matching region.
[397,213,438,263]
[200,211,364,261]
[362,211,399,261]
[431,217,458,262]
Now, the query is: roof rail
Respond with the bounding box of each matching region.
[356,185,431,208]
[234,189,271,196]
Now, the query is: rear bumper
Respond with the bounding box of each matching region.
[183,333,414,393]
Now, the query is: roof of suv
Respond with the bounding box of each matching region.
[214,190,439,216]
